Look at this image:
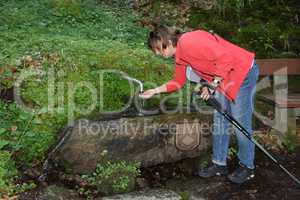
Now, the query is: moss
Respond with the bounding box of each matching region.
[178,191,190,200]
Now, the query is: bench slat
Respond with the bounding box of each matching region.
[256,58,300,75]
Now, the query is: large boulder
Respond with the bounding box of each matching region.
[53,112,213,174]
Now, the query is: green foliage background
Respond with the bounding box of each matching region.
[0,0,175,196]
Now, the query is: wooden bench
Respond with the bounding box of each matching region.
[256,58,300,134]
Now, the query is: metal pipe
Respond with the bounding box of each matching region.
[123,75,143,93]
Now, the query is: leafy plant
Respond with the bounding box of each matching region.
[282,129,299,153]
[228,147,237,159]
[0,150,36,197]
[216,0,255,18]
[0,151,18,197]
[0,100,55,165]
[179,191,190,200]
[14,182,37,194]
[82,161,141,195]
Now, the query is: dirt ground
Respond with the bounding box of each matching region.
[141,147,300,200]
[17,139,300,200]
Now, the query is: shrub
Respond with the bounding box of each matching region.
[0,151,18,197]
[82,161,141,195]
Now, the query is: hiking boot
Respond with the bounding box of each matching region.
[228,163,255,184]
[197,163,228,178]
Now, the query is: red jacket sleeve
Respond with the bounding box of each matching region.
[165,44,187,93]
[165,63,187,92]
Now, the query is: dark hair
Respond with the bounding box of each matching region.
[148,25,181,52]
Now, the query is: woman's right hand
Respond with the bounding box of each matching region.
[139,89,157,99]
[200,86,211,100]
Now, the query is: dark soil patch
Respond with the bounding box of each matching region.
[140,147,300,200]
[18,186,43,200]
[18,147,300,200]
[0,87,14,102]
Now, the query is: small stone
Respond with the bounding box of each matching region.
[24,55,33,62]
[136,177,148,188]
[24,168,40,179]
[16,59,22,67]
[246,189,258,194]
[11,125,18,132]
[101,149,108,156]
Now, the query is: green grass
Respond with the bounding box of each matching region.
[0,0,191,196]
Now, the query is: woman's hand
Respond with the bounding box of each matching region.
[200,86,211,100]
[139,89,157,99]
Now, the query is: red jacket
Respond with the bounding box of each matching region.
[165,30,255,101]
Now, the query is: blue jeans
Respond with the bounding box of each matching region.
[212,61,259,169]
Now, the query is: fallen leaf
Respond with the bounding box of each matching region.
[0,67,4,74]
[11,125,18,132]
[246,189,258,194]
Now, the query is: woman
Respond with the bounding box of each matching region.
[139,26,259,184]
